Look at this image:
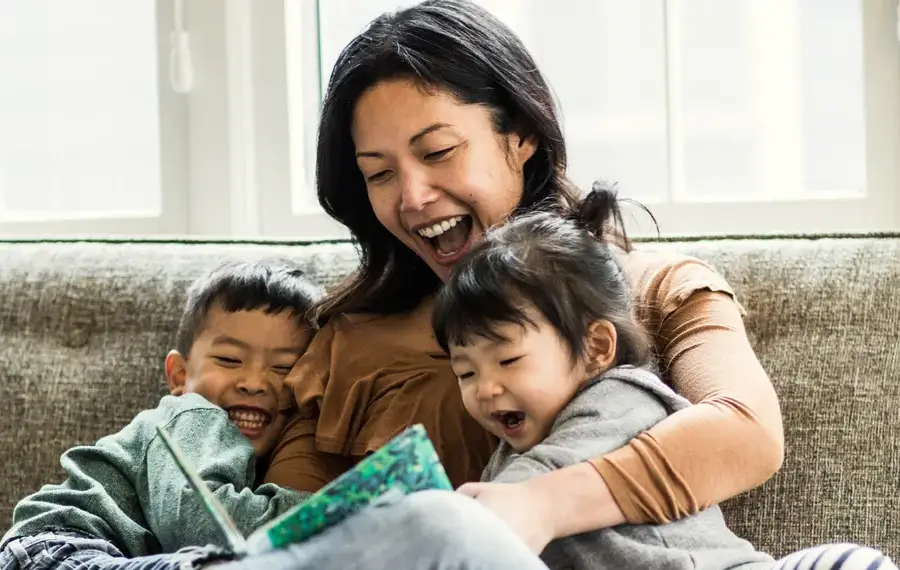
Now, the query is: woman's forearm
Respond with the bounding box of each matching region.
[523,462,626,538]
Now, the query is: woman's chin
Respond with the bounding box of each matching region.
[433,264,453,283]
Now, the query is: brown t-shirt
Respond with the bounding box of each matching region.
[263,248,784,525]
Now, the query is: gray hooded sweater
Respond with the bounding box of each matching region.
[482,366,776,570]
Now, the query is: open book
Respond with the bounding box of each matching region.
[156,423,453,558]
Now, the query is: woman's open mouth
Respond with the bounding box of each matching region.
[415,215,475,266]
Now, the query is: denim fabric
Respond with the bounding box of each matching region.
[0,532,230,570]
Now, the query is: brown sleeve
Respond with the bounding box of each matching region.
[590,254,784,524]
[262,320,355,492]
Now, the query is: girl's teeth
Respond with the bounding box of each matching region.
[417,216,463,238]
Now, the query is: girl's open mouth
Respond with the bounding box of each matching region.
[490,410,526,437]
[416,215,475,266]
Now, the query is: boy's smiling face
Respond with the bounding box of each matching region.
[165,305,311,458]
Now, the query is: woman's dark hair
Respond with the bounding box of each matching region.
[313,0,583,323]
[432,184,652,369]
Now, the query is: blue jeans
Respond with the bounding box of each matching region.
[0,532,228,570]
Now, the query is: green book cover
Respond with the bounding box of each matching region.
[156,423,453,557]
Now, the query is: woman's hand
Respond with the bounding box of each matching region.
[457,480,556,553]
[458,462,627,553]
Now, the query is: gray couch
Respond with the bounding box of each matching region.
[1,236,898,558]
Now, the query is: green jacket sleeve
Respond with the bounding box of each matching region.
[142,395,310,553]
[3,430,160,556]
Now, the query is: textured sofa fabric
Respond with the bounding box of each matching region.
[1,237,897,558]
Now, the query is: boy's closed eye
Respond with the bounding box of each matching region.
[212,355,242,367]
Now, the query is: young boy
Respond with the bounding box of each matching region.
[1,259,323,570]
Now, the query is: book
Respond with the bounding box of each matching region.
[156,423,453,557]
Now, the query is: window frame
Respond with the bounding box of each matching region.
[1,0,896,239]
[640,0,900,236]
[267,0,900,239]
[0,0,190,238]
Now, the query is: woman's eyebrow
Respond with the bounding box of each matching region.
[408,123,452,144]
[355,123,453,158]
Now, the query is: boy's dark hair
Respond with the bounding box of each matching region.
[433,184,652,368]
[175,259,324,357]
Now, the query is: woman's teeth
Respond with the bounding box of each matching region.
[417,215,464,238]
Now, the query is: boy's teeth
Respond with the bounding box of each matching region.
[228,410,268,424]
[417,216,463,238]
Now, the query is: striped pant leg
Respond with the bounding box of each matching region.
[774,543,897,570]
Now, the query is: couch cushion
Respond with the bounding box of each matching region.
[0,241,359,532]
[1,237,898,558]
[645,236,900,558]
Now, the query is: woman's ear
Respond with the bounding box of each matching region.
[511,133,538,168]
[584,319,617,375]
[165,350,188,395]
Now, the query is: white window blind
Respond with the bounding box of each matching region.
[299,0,898,237]
[0,0,187,236]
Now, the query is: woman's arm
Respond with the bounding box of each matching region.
[592,288,783,524]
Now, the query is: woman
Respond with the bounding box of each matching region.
[235,1,891,569]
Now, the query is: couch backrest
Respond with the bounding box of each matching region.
[1,237,898,557]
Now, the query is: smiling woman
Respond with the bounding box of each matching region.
[350,79,537,282]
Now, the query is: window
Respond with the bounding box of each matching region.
[287,0,900,237]
[0,0,187,236]
[2,1,897,238]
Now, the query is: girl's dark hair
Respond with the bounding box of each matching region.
[313,0,582,323]
[432,184,652,368]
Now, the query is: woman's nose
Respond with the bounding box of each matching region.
[398,168,440,212]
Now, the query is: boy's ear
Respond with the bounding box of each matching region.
[165,350,188,395]
[584,319,617,375]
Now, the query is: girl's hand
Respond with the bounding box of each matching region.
[457,480,556,553]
